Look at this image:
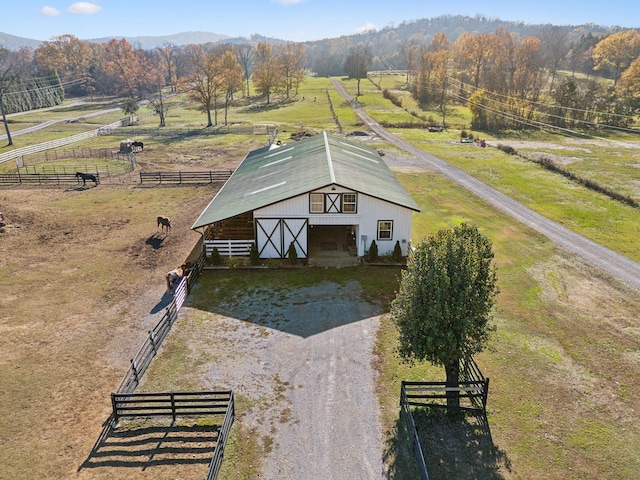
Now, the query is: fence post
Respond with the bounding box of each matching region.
[131,358,139,386]
[149,330,157,354]
[170,392,177,421]
[482,378,489,411]
[111,393,119,423]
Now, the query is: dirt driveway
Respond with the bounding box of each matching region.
[159,278,390,479]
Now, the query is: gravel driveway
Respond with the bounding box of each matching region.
[195,280,388,479]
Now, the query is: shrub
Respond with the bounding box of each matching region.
[368,240,379,262]
[249,242,260,265]
[225,256,243,269]
[208,247,221,265]
[287,242,298,265]
[497,143,517,155]
[392,240,402,262]
[461,130,468,139]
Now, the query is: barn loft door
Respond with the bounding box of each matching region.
[325,193,341,213]
[256,218,309,259]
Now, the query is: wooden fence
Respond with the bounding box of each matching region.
[399,358,489,480]
[111,390,233,422]
[109,123,278,138]
[139,170,233,185]
[0,172,100,185]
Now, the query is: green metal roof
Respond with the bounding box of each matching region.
[191,131,420,230]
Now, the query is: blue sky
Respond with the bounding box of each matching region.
[4,0,638,42]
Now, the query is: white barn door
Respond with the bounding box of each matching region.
[256,218,309,259]
[256,219,283,258]
[282,219,308,259]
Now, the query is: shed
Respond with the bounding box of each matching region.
[191,131,420,260]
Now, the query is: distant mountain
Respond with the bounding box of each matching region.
[0,32,42,50]
[87,31,231,49]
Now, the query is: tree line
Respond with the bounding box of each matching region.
[1,22,640,144]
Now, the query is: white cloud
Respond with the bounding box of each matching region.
[355,22,378,34]
[67,2,103,14]
[40,6,61,16]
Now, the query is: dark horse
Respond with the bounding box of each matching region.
[132,141,144,152]
[75,171,99,186]
[157,215,172,233]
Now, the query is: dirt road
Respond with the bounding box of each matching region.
[331,78,640,291]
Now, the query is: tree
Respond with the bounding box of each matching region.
[233,44,253,97]
[592,29,640,85]
[252,42,282,104]
[185,44,225,126]
[100,39,156,98]
[276,43,306,98]
[343,44,373,96]
[391,223,498,408]
[220,49,243,125]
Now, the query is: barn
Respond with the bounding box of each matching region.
[191,131,420,262]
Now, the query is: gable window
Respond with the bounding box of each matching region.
[309,193,324,213]
[342,193,357,213]
[377,220,393,240]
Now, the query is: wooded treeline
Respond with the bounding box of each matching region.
[1,14,639,137]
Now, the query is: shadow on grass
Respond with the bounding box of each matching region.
[387,407,511,480]
[79,418,219,471]
[151,291,174,314]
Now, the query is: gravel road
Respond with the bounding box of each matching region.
[331,78,640,291]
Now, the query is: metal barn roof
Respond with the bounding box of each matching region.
[191,131,420,230]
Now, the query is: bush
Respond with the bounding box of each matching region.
[368,240,379,262]
[497,143,517,155]
[287,242,298,265]
[392,240,402,262]
[225,256,243,269]
[249,242,260,265]
[461,130,468,139]
[208,247,221,265]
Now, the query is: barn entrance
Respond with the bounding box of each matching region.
[308,225,358,266]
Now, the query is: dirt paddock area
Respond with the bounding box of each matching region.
[0,182,219,480]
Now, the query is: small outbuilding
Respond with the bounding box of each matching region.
[191,131,420,261]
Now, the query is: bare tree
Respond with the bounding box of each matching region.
[233,44,254,97]
[0,47,21,146]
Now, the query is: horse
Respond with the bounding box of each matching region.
[157,215,172,233]
[75,171,99,186]
[132,141,144,152]
[165,265,184,294]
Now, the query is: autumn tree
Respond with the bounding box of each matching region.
[592,29,640,85]
[252,42,282,104]
[454,32,500,89]
[415,32,450,109]
[220,49,244,124]
[34,35,94,94]
[185,44,227,126]
[100,39,157,98]
[618,56,640,105]
[343,44,373,96]
[157,43,179,92]
[391,223,498,408]
[274,43,305,98]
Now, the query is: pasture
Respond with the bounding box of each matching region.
[0,75,639,479]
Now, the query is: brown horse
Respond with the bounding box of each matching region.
[157,215,172,233]
[165,263,192,294]
[165,265,184,294]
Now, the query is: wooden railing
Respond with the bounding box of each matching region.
[139,170,232,184]
[399,358,489,480]
[205,239,255,256]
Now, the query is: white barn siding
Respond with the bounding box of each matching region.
[255,187,415,258]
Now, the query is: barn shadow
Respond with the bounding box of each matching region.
[79,418,218,472]
[196,272,388,338]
